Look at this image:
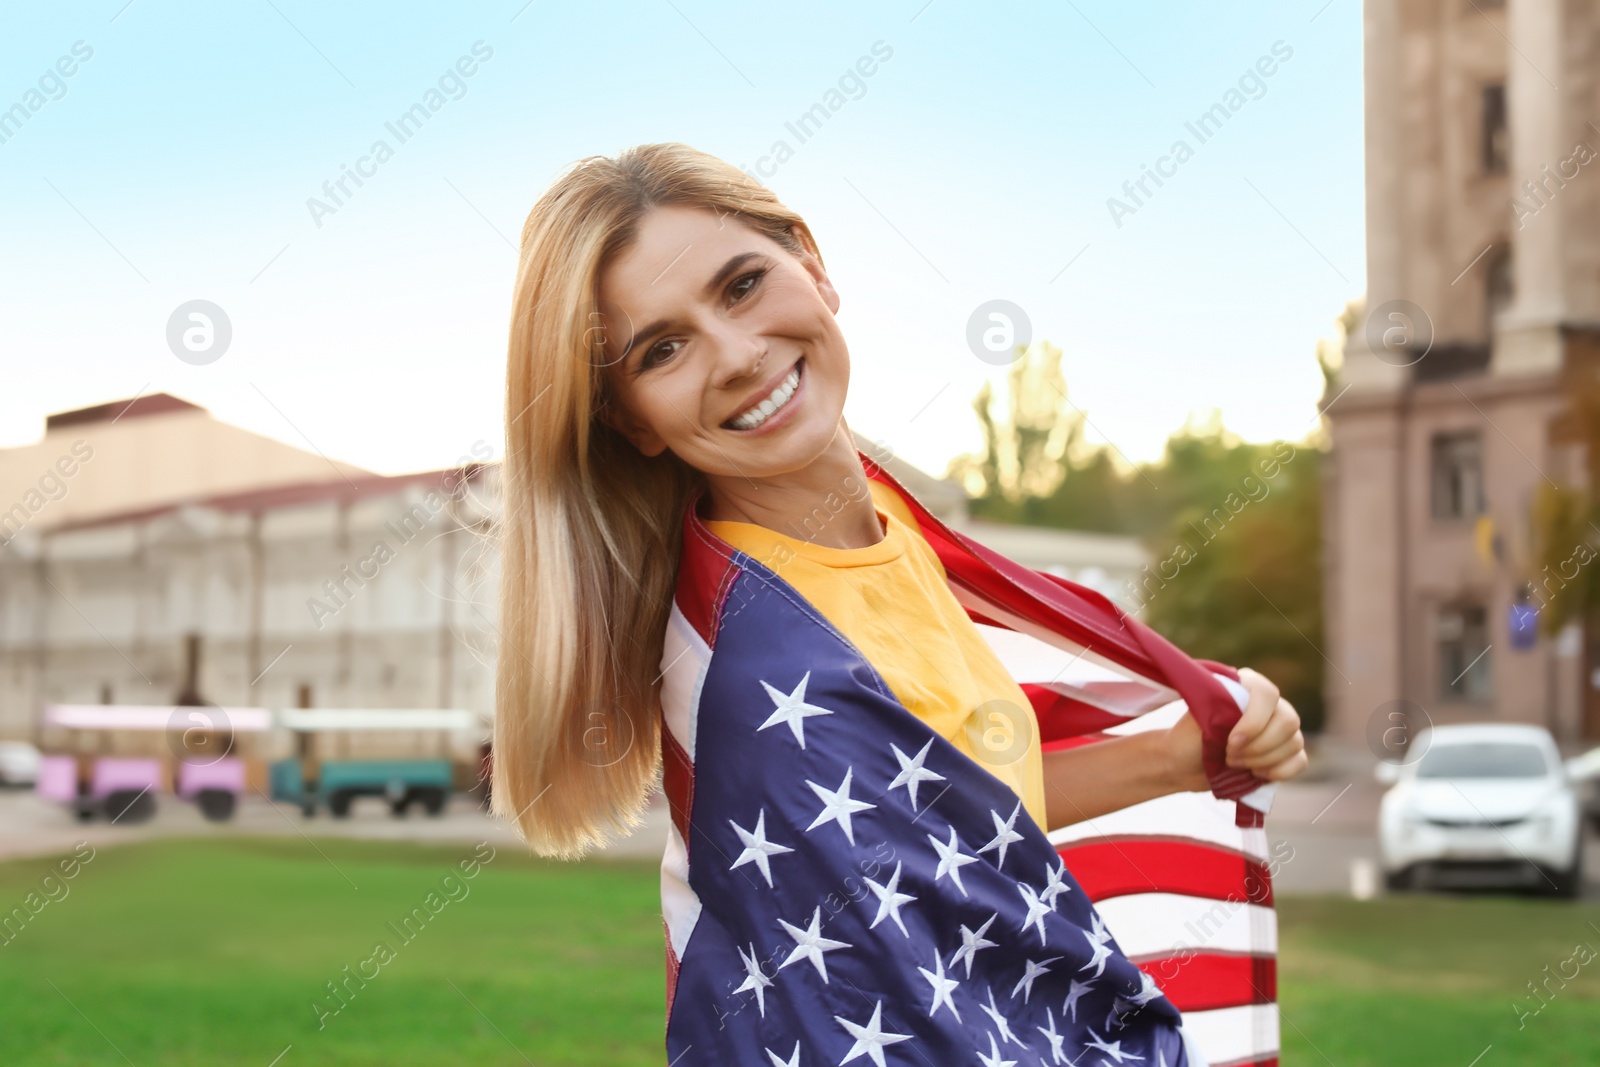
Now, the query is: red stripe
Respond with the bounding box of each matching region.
[1021,684,1133,740]
[1135,952,1276,1013]
[662,917,681,1023]
[1057,838,1274,906]
[676,503,743,649]
[660,722,695,858]
[1213,1056,1278,1067]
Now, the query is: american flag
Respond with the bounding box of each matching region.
[656,453,1279,1067]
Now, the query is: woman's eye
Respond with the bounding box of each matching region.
[640,339,679,369]
[730,268,767,302]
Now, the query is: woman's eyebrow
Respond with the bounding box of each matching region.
[621,250,765,363]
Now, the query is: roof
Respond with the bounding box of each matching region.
[45,392,204,431]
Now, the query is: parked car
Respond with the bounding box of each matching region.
[1567,745,1600,834]
[1377,724,1583,897]
[0,741,41,786]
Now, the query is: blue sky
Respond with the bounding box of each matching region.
[0,0,1363,477]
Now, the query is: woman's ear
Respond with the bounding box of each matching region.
[791,228,840,315]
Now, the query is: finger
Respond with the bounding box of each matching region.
[1259,749,1310,782]
[1233,700,1301,760]
[1231,730,1304,771]
[1227,669,1279,748]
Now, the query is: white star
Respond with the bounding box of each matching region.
[917,949,962,1022]
[1128,969,1163,1007]
[1079,927,1114,978]
[864,860,917,938]
[1041,856,1071,907]
[833,1000,912,1067]
[1089,910,1113,945]
[977,1032,1017,1067]
[977,801,1024,870]
[758,671,833,748]
[804,766,876,846]
[888,738,945,810]
[1036,1006,1068,1064]
[928,827,980,896]
[1085,1026,1145,1064]
[1063,977,1094,1022]
[950,912,999,978]
[1016,881,1053,946]
[729,809,794,887]
[765,1043,801,1067]
[978,986,1023,1047]
[776,905,851,984]
[734,942,773,1018]
[1010,955,1061,1004]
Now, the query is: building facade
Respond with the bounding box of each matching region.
[1324,0,1600,752]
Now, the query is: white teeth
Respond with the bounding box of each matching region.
[729,364,801,430]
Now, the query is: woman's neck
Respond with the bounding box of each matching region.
[700,423,885,549]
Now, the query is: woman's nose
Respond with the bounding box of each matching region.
[710,328,767,387]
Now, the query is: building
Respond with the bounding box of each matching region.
[1323,0,1600,754]
[0,394,1148,742]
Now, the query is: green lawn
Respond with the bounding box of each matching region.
[0,836,1596,1065]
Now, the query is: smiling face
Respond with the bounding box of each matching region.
[594,204,851,485]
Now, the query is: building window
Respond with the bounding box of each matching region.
[1486,248,1513,334]
[1482,85,1508,174]
[1438,603,1493,703]
[1430,431,1486,519]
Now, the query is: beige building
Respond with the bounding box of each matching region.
[1324,0,1600,752]
[0,394,1148,742]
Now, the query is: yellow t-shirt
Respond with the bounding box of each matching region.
[703,479,1050,833]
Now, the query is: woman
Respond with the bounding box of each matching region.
[494,142,1307,1065]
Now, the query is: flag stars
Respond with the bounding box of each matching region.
[917,949,962,1023]
[978,986,1024,1047]
[950,912,999,978]
[1016,881,1053,946]
[757,671,834,748]
[888,738,945,811]
[977,1032,1017,1067]
[1063,976,1094,1022]
[1041,857,1071,907]
[864,860,917,938]
[833,1001,912,1067]
[776,906,851,984]
[1010,955,1061,1004]
[728,809,794,887]
[765,1043,801,1067]
[1085,1026,1146,1064]
[1036,1006,1069,1064]
[735,942,773,1018]
[927,826,980,897]
[977,801,1024,871]
[1079,927,1114,978]
[804,766,876,846]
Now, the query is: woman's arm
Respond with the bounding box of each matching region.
[1041,667,1309,832]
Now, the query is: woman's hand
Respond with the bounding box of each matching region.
[1162,667,1308,793]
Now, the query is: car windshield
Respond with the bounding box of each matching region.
[1415,741,1549,779]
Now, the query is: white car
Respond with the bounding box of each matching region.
[1376,724,1583,897]
[0,740,41,786]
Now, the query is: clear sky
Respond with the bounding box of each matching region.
[0,0,1363,478]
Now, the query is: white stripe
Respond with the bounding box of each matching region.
[1177,1004,1280,1066]
[955,591,1181,716]
[1047,789,1271,863]
[973,622,1179,719]
[660,819,701,960]
[660,603,711,761]
[1092,893,1277,958]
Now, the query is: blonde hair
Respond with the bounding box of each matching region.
[493,143,822,858]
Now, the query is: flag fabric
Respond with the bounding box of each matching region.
[656,451,1279,1067]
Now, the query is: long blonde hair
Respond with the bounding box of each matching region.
[493,143,822,858]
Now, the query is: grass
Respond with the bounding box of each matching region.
[0,836,1596,1064]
